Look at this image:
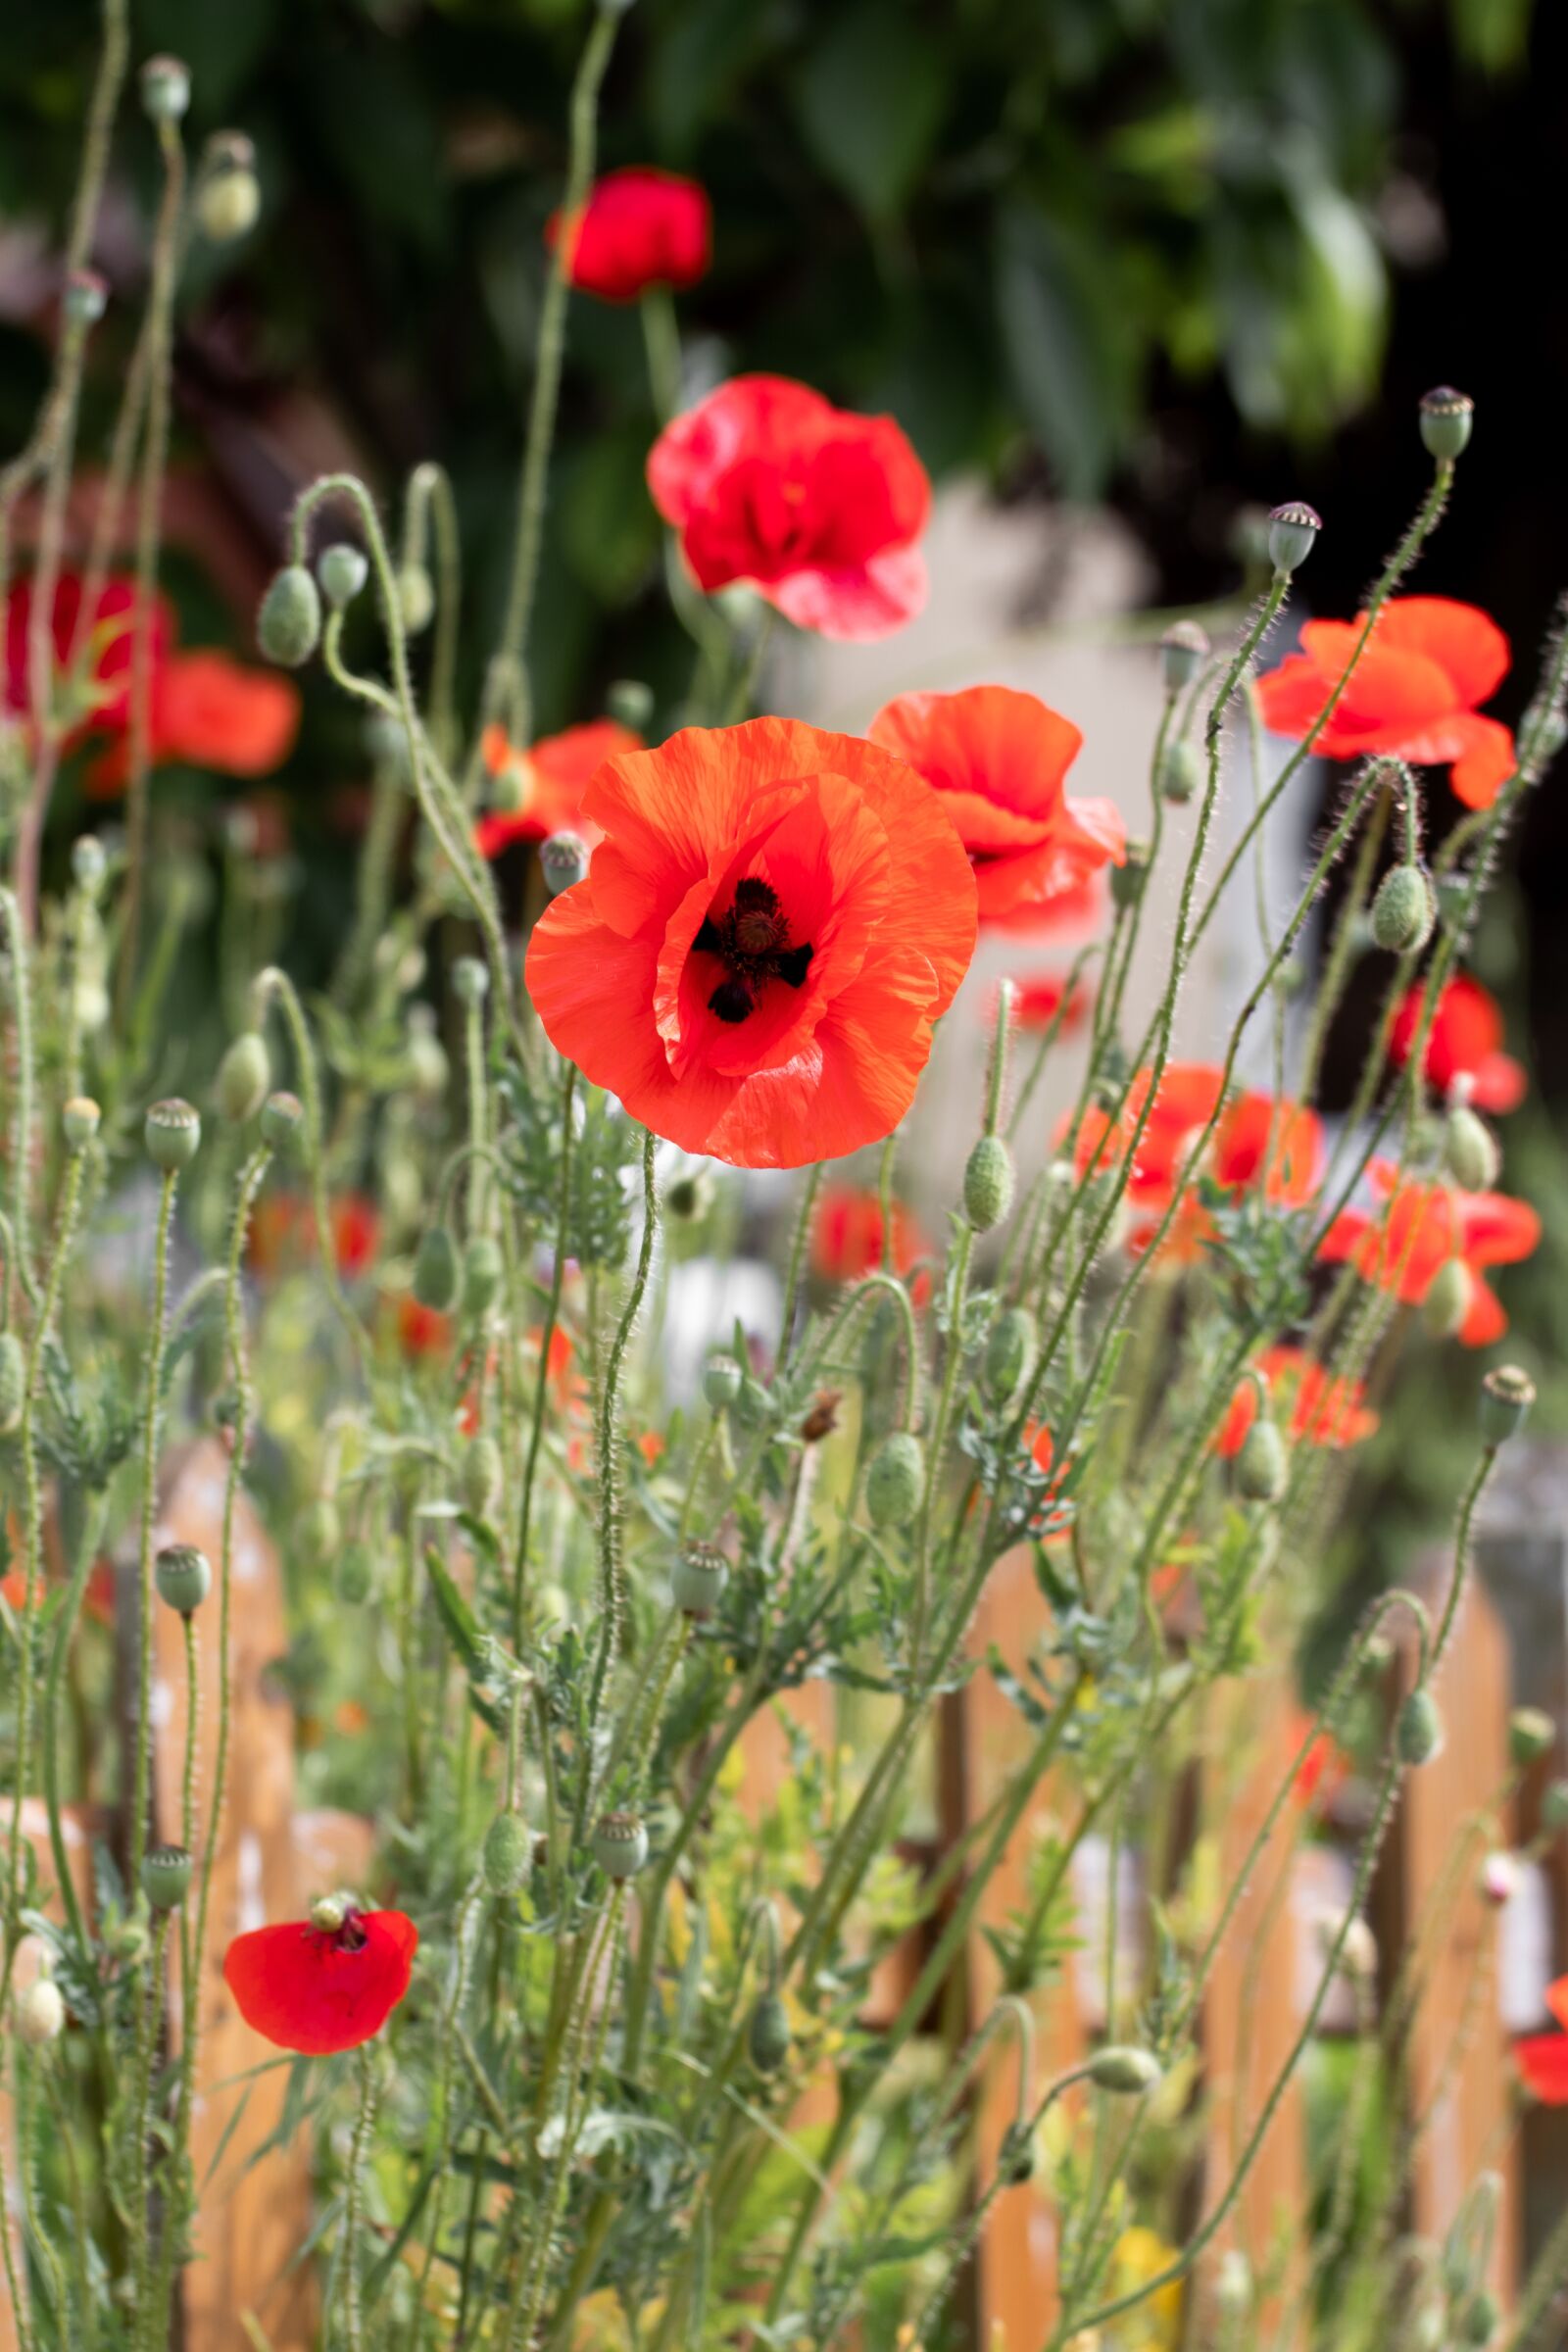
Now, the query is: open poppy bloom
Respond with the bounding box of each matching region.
[526,717,975,1167]
[1215,1346,1379,1459]
[1255,596,1515,810]
[812,1184,929,1286]
[1516,1976,1568,2104]
[868,687,1124,928]
[1073,1064,1322,1256]
[546,168,711,304]
[475,719,643,857]
[1318,1159,1541,1345]
[647,376,930,641]
[1010,970,1093,1034]
[223,1903,417,2055]
[250,1194,380,1284]
[1389,974,1525,1113]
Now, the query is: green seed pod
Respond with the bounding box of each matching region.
[309,1891,350,1935]
[1089,2044,1162,2095]
[1267,500,1322,577]
[592,1811,648,1881]
[1235,1418,1287,1503]
[1397,1689,1444,1766]
[14,1976,65,2047]
[1445,1102,1499,1194]
[982,1306,1037,1406]
[0,1332,25,1435]
[217,1031,271,1124]
[1479,1364,1535,1446]
[318,543,368,611]
[463,1436,502,1517]
[197,152,261,243]
[1370,864,1436,956]
[1463,2290,1498,2346]
[413,1226,460,1312]
[1110,839,1151,910]
[541,830,591,897]
[483,1813,531,1897]
[139,54,191,122]
[1419,386,1474,465]
[996,2121,1035,2184]
[140,1843,194,1912]
[155,1543,212,1616]
[963,1133,1016,1232]
[866,1432,925,1530]
[334,1544,374,1605]
[145,1098,201,1171]
[462,1235,505,1315]
[257,565,322,668]
[61,1096,101,1151]
[298,1495,342,1570]
[1422,1256,1473,1340]
[71,835,107,896]
[606,678,655,732]
[671,1542,729,1618]
[748,1990,792,2076]
[1508,1707,1554,1766]
[702,1354,743,1411]
[398,564,435,635]
[260,1090,304,1151]
[1542,1779,1568,1833]
[452,956,489,1005]
[1159,619,1208,693]
[1159,739,1201,806]
[406,1016,449,1103]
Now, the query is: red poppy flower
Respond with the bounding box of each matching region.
[86,651,301,795]
[525,717,976,1168]
[1516,1975,1568,2104]
[812,1184,930,1287]
[249,1195,380,1284]
[4,572,172,737]
[1389,975,1525,1113]
[1256,597,1515,810]
[223,1905,417,2055]
[546,168,711,304]
[1318,1160,1541,1345]
[475,720,642,857]
[1289,1719,1351,1813]
[398,1297,452,1360]
[1010,970,1093,1035]
[1073,1065,1322,1256]
[647,377,930,641]
[1214,1346,1379,1460]
[867,687,1125,928]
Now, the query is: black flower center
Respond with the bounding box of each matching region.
[694,877,814,1024]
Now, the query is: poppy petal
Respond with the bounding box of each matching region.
[1446,713,1517,811]
[1375,597,1510,708]
[223,1911,417,2055]
[1516,2030,1568,2105]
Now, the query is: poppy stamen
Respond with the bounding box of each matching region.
[695,876,814,1023]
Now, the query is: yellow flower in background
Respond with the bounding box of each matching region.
[1101,2227,1183,2349]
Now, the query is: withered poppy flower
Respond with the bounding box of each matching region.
[525,717,976,1168]
[1214,1346,1378,1459]
[475,720,642,857]
[547,168,711,304]
[1318,1159,1540,1345]
[223,1904,417,2054]
[1390,974,1525,1113]
[1256,596,1516,810]
[1516,1976,1568,2104]
[868,687,1124,928]
[647,377,929,641]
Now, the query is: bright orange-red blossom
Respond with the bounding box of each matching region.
[547,168,710,303]
[1318,1159,1541,1346]
[223,1907,417,2055]
[1011,970,1093,1034]
[812,1184,929,1286]
[1255,596,1515,810]
[526,717,976,1168]
[475,720,642,857]
[1516,1976,1568,2104]
[869,687,1124,928]
[1215,1346,1379,1459]
[1074,1064,1322,1255]
[1390,974,1525,1113]
[647,376,929,641]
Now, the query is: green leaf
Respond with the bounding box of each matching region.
[790,1,946,221]
[424,1546,506,1734]
[993,200,1137,499]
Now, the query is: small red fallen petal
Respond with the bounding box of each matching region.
[223,1909,417,2054]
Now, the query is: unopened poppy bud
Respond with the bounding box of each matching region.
[1419,386,1474,464]
[1090,2044,1161,2095]
[398,564,435,635]
[334,1544,373,1604]
[1236,1418,1287,1503]
[257,565,321,667]
[145,1098,200,1171]
[0,1334,24,1435]
[1422,1257,1473,1340]
[217,1031,271,1123]
[1371,863,1436,956]
[664,1168,710,1222]
[1479,1851,1518,1907]
[983,1306,1037,1406]
[1462,2290,1498,2346]
[298,1495,342,1569]
[406,1012,449,1102]
[260,1090,304,1151]
[606,678,655,731]
[1110,839,1151,910]
[155,1543,212,1615]
[748,1990,792,2075]
[15,1975,65,2048]
[540,830,590,897]
[197,139,262,243]
[1508,1706,1554,1765]
[452,956,488,1006]
[71,834,107,895]
[413,1225,460,1312]
[866,1432,925,1530]
[997,2121,1035,2184]
[1543,1780,1568,1832]
[1397,1689,1444,1765]
[483,1813,531,1897]
[1267,500,1322,577]
[61,1096,101,1151]
[672,1542,729,1618]
[964,1133,1016,1232]
[1159,739,1201,806]
[1479,1364,1535,1445]
[1445,1102,1499,1193]
[702,1353,743,1411]
[462,1235,505,1315]
[63,270,108,328]
[318,544,368,611]
[592,1811,648,1880]
[309,1891,349,1935]
[463,1436,502,1516]
[1214,2250,1251,2319]
[1159,619,1209,693]
[141,1843,193,1912]
[140,54,191,122]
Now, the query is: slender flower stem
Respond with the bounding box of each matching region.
[253,966,367,1371]
[342,2044,378,2352]
[775,1163,822,1374]
[514,1059,575,1643]
[0,888,40,1304]
[128,1168,179,1889]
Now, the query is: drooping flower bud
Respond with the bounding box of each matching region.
[1508,1707,1554,1766]
[196,135,262,243]
[1462,2290,1498,2346]
[1397,1689,1444,1765]
[452,956,489,1006]
[406,1008,449,1102]
[14,1977,65,2048]
[483,1813,531,1897]
[413,1225,460,1312]
[318,544,368,612]
[257,566,322,668]
[540,831,590,898]
[1159,739,1201,806]
[963,1134,1016,1232]
[702,1354,743,1411]
[397,564,435,636]
[1110,838,1151,910]
[866,1432,925,1530]
[155,1543,212,1616]
[462,1235,505,1315]
[260,1090,304,1151]
[1479,1364,1535,1446]
[671,1542,729,1618]
[61,1096,101,1151]
[1159,619,1209,693]
[145,1098,201,1171]
[996,2121,1035,2183]
[1422,1257,1473,1341]
[217,1031,271,1123]
[1089,2044,1161,2095]
[1267,501,1321,577]
[1419,386,1474,465]
[140,1843,194,1912]
[748,1990,792,2075]
[1235,1417,1287,1503]
[606,678,655,731]
[139,55,191,122]
[592,1811,649,1880]
[1370,864,1436,956]
[982,1306,1037,1406]
[1444,1102,1499,1194]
